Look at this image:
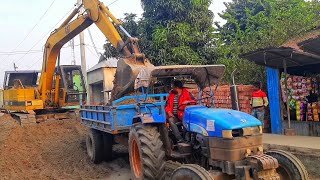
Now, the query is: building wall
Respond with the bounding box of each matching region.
[0,89,3,108]
[87,68,104,105]
[87,69,104,85]
[90,82,104,105]
[87,67,117,105]
[103,68,116,104]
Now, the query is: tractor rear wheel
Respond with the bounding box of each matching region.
[171,164,214,180]
[86,128,103,164]
[128,124,166,180]
[266,150,309,180]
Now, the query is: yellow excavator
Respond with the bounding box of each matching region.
[3,0,152,124]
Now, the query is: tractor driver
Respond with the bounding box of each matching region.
[165,80,195,143]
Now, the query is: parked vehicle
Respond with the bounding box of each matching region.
[81,65,309,180]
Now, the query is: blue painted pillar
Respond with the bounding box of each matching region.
[267,67,282,134]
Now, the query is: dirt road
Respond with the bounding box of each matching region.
[0,114,132,180]
[1,113,318,180]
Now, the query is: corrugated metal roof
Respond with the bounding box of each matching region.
[87,58,118,73]
[242,29,320,71]
[298,36,320,56]
[241,47,320,69]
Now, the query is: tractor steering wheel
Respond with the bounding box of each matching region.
[177,101,197,111]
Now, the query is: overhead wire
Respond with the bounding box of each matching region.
[0,0,57,64]
[87,28,100,56]
[9,6,76,71]
[85,46,99,58]
[0,50,42,55]
[107,0,121,6]
[11,0,122,71]
[27,56,43,70]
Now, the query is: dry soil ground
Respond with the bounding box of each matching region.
[0,113,132,180]
[0,113,318,180]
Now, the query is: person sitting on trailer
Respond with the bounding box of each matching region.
[165,80,195,143]
[251,81,269,125]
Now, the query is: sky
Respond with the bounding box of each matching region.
[0,0,232,86]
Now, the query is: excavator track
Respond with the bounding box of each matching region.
[12,113,37,126]
[11,110,79,126]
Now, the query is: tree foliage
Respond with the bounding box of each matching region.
[139,0,216,65]
[216,0,320,84]
[103,13,139,58]
[102,0,320,85]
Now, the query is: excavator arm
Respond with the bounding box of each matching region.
[39,0,153,106]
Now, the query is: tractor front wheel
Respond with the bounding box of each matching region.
[128,124,166,180]
[266,150,309,180]
[171,164,214,180]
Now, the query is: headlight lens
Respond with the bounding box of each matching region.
[222,130,233,139]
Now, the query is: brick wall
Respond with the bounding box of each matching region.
[190,85,256,114]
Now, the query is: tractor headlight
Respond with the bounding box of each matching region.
[222,130,233,139]
[259,126,263,134]
[222,126,262,138]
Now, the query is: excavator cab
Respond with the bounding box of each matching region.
[3,70,40,90]
[53,65,86,108]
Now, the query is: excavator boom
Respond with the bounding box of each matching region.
[39,0,153,106]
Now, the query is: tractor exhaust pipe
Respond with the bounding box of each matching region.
[230,69,240,111]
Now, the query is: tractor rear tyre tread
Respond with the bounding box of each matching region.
[102,132,113,161]
[171,164,213,180]
[86,128,103,164]
[266,149,309,180]
[129,124,166,180]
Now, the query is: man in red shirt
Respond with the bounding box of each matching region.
[165,80,195,142]
[251,82,269,124]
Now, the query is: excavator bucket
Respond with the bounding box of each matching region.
[111,56,154,101]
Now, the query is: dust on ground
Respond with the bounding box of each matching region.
[0,114,131,180]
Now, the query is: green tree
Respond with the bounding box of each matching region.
[140,0,216,65]
[103,13,139,58]
[216,0,320,84]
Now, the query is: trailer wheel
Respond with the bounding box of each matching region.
[171,164,213,180]
[128,124,166,180]
[86,128,103,164]
[102,132,113,161]
[266,150,309,180]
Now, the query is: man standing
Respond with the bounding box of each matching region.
[251,82,269,124]
[165,80,195,143]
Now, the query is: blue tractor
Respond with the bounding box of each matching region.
[81,65,308,180]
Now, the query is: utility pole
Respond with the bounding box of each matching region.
[70,39,76,65]
[13,63,18,71]
[78,0,86,80]
[77,0,89,104]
